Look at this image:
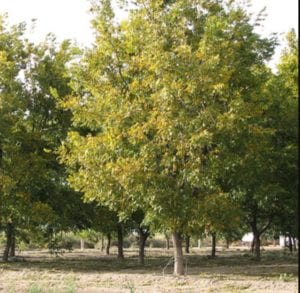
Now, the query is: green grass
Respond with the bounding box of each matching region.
[26,284,44,293]
[279,273,296,282]
[222,284,251,292]
[26,282,76,293]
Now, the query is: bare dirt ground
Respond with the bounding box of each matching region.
[0,246,298,292]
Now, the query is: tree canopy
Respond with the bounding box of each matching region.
[0,1,298,275]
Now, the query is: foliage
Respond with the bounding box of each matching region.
[47,236,73,256]
[0,0,297,273]
[60,0,277,233]
[0,15,87,255]
[58,0,283,273]
[213,29,298,258]
[268,30,298,238]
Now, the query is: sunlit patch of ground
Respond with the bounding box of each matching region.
[0,246,298,292]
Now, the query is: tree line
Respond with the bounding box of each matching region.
[0,0,298,275]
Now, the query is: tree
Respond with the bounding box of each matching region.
[60,0,276,274]
[214,30,297,260]
[0,16,37,260]
[130,209,150,265]
[214,68,277,260]
[266,30,298,247]
[0,16,83,260]
[198,192,242,257]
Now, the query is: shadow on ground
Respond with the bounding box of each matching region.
[0,248,298,278]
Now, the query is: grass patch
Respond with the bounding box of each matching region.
[222,284,251,292]
[0,247,297,292]
[25,282,76,293]
[278,273,296,282]
[26,284,44,293]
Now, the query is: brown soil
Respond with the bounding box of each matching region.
[0,246,298,292]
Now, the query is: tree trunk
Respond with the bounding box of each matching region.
[293,237,297,251]
[117,223,124,259]
[288,233,293,253]
[250,237,255,253]
[172,231,184,275]
[165,234,170,250]
[80,238,85,251]
[101,236,104,252]
[3,221,13,262]
[198,239,201,248]
[284,233,288,248]
[250,214,271,261]
[254,234,261,260]
[251,230,261,260]
[185,235,190,254]
[106,233,111,255]
[9,230,15,257]
[226,238,230,249]
[211,233,216,258]
[138,228,149,265]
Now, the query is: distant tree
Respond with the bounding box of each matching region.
[198,192,242,257]
[267,30,298,247]
[130,209,150,265]
[214,30,297,260]
[0,16,38,261]
[0,16,82,260]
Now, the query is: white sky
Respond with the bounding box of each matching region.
[0,0,298,65]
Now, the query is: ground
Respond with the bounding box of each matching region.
[0,246,298,292]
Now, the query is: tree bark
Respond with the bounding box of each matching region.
[185,235,190,254]
[288,233,293,253]
[9,230,15,257]
[106,233,111,255]
[117,223,124,259]
[101,236,104,252]
[138,228,149,265]
[293,237,297,251]
[165,234,170,250]
[225,238,230,249]
[80,238,85,251]
[172,231,184,275]
[198,239,201,248]
[211,233,216,258]
[250,226,261,260]
[254,233,261,260]
[3,221,13,262]
[250,238,255,253]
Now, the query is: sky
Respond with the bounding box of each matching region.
[0,0,298,66]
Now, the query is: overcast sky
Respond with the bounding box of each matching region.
[0,0,298,66]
